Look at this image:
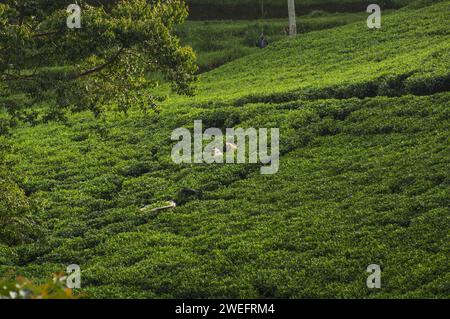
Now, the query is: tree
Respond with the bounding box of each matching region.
[0,0,198,119]
[287,0,297,37]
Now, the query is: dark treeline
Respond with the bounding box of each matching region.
[186,1,408,20]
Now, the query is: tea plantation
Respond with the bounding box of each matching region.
[178,11,368,71]
[0,1,449,298]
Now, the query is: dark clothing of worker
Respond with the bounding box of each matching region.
[257,35,269,49]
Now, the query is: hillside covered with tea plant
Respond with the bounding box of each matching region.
[177,11,369,72]
[0,1,449,298]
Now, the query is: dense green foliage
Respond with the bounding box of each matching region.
[0,175,39,246]
[0,138,40,247]
[0,1,449,298]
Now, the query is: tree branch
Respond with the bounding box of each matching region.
[32,30,62,38]
[1,47,126,83]
[71,47,125,79]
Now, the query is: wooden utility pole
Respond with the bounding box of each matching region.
[287,0,297,36]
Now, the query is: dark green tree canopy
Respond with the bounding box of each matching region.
[0,0,197,118]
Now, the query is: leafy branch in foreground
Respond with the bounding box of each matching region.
[0,0,198,118]
[0,274,78,299]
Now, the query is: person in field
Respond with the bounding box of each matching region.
[257,33,269,49]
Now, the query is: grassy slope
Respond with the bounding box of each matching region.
[181,2,449,105]
[178,11,368,72]
[1,1,449,298]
